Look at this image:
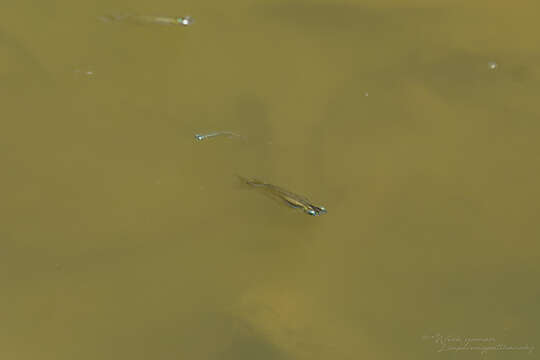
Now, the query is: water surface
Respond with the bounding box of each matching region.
[1,0,539,359]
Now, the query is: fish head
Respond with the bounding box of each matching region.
[177,16,194,26]
[305,206,327,216]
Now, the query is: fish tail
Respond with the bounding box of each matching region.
[235,174,249,184]
[235,174,265,187]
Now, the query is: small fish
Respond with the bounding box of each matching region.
[194,131,242,141]
[99,14,194,26]
[238,176,327,216]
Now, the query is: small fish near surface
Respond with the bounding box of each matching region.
[194,131,243,142]
[99,14,194,26]
[238,176,327,216]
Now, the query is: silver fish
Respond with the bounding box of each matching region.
[194,131,242,141]
[238,176,327,216]
[99,14,194,26]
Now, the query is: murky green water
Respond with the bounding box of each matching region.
[2,0,539,359]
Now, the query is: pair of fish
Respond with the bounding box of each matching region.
[237,176,327,217]
[195,134,327,216]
